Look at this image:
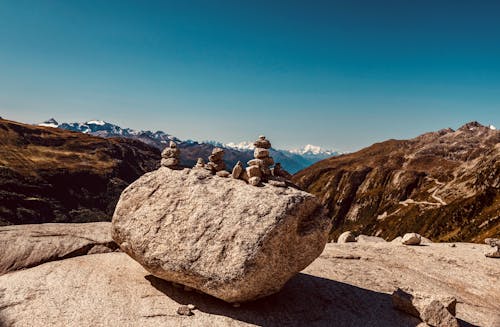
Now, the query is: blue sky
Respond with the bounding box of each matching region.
[0,0,499,151]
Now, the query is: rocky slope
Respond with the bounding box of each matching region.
[0,223,498,326]
[0,119,160,225]
[293,122,500,242]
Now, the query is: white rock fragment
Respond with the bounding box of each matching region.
[402,233,422,246]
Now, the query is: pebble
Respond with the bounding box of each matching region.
[177,305,193,316]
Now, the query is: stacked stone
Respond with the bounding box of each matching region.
[206,148,230,177]
[161,141,180,169]
[231,161,243,179]
[245,135,274,186]
[194,158,205,168]
[272,163,292,181]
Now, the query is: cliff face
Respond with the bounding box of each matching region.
[0,119,160,225]
[293,122,500,242]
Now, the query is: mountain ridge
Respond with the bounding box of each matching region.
[293,121,500,243]
[0,118,160,225]
[37,118,340,173]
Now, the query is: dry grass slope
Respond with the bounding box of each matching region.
[0,118,160,225]
[293,122,500,243]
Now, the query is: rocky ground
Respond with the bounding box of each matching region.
[0,223,498,327]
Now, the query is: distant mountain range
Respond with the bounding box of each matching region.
[38,118,341,173]
[293,121,500,243]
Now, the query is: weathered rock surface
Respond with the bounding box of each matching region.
[402,233,422,245]
[337,231,356,243]
[0,222,115,275]
[112,167,331,303]
[421,300,460,327]
[1,241,499,326]
[356,235,386,243]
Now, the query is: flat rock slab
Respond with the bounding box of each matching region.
[0,222,115,275]
[1,242,499,326]
[112,167,331,303]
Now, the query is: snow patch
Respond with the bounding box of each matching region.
[39,123,58,128]
[86,120,106,126]
[225,141,255,151]
[290,144,334,155]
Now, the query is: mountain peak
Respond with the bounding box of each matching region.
[289,144,336,155]
[39,118,59,128]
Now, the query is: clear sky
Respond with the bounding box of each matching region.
[0,0,499,151]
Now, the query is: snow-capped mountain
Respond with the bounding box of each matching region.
[38,119,340,173]
[205,140,341,171]
[290,144,336,156]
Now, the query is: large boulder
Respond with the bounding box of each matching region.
[112,167,331,303]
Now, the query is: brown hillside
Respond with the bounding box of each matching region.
[0,118,160,225]
[293,122,500,243]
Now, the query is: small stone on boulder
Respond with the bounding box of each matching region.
[248,176,261,186]
[272,163,293,180]
[216,170,231,178]
[161,157,179,168]
[268,179,286,187]
[231,161,243,179]
[247,159,264,167]
[253,135,271,149]
[194,158,205,168]
[246,165,262,178]
[254,148,270,159]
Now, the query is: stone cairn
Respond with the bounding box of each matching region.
[244,136,274,186]
[161,141,180,169]
[206,148,230,177]
[186,135,292,186]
